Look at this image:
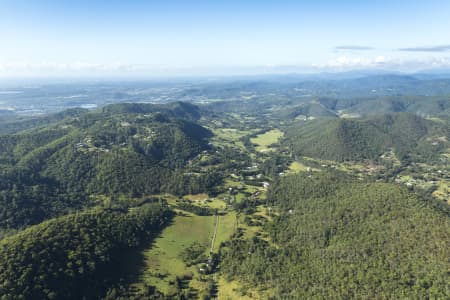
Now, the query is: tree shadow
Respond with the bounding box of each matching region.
[104,214,175,294]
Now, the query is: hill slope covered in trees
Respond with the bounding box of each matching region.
[0,102,217,231]
[220,172,450,299]
[284,113,450,162]
[0,203,171,299]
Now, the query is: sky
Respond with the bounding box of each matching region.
[1,0,450,77]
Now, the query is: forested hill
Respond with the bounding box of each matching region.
[220,172,450,299]
[0,102,217,231]
[284,113,450,162]
[0,203,171,299]
[101,101,202,121]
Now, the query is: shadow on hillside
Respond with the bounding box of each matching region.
[104,214,175,294]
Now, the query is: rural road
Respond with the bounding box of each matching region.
[210,215,219,253]
[210,215,220,299]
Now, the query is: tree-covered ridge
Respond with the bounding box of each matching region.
[101,101,202,121]
[0,203,172,300]
[285,113,450,162]
[0,103,210,168]
[0,102,217,231]
[275,102,337,119]
[220,173,450,299]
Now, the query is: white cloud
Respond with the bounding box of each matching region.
[313,56,450,71]
[335,45,374,51]
[314,56,391,69]
[2,57,450,77]
[374,56,386,64]
[398,45,450,52]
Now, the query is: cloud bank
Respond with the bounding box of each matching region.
[313,56,450,71]
[398,45,450,52]
[2,56,450,77]
[335,45,374,51]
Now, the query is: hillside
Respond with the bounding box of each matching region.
[0,203,171,299]
[275,102,337,120]
[0,102,215,231]
[220,172,450,299]
[0,97,448,299]
[284,113,450,162]
[338,96,450,117]
[101,101,202,121]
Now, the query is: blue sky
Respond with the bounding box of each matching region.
[1,0,450,77]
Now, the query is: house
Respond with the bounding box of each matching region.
[251,191,261,198]
[75,142,87,148]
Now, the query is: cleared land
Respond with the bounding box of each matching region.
[211,128,252,151]
[131,205,236,295]
[288,161,309,172]
[250,129,284,152]
[432,181,450,203]
[217,277,255,300]
[214,211,237,251]
[135,213,215,294]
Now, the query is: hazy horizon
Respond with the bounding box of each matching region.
[2,0,450,77]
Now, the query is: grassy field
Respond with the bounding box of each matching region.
[214,211,237,251]
[238,208,268,241]
[217,276,276,299]
[182,193,227,209]
[150,193,226,211]
[136,213,215,294]
[217,277,255,300]
[432,181,450,203]
[299,156,374,174]
[183,193,208,201]
[426,116,446,124]
[131,207,237,295]
[211,128,252,150]
[234,192,247,203]
[288,161,309,172]
[250,129,284,152]
[205,198,228,209]
[219,178,265,203]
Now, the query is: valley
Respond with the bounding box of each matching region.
[0,78,449,299]
[3,1,450,299]
[107,103,450,298]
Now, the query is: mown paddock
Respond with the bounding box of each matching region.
[250,129,284,152]
[132,208,236,295]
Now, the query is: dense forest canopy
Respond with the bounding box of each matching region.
[220,172,450,299]
[284,113,450,163]
[0,203,171,299]
[0,102,218,231]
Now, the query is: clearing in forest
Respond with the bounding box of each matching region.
[251,129,284,152]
